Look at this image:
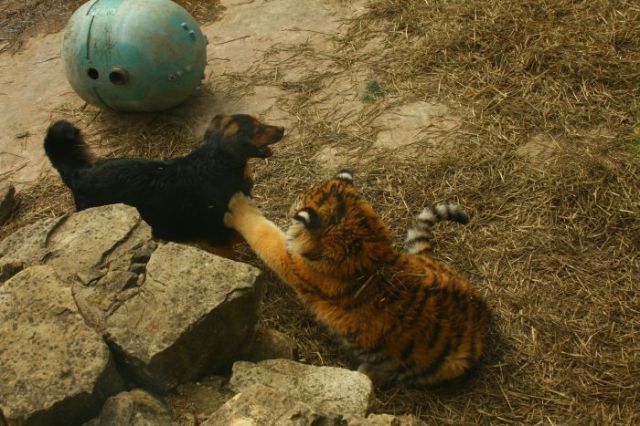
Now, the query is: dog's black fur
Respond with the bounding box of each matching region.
[44,114,284,248]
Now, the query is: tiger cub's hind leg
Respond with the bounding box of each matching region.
[404,204,470,255]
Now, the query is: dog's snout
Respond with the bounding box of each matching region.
[276,127,285,137]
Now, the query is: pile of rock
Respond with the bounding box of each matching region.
[0,204,424,425]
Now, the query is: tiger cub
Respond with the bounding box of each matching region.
[224,170,489,387]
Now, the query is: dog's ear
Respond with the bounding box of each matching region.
[221,120,240,141]
[205,114,233,138]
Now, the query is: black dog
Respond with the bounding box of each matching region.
[44,114,285,257]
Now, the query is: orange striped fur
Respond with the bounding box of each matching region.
[224,170,489,387]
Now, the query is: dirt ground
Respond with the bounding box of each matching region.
[1,0,639,424]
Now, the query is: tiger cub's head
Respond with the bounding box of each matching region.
[286,170,395,278]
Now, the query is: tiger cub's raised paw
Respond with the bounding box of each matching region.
[224,192,260,229]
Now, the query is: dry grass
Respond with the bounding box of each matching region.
[0,0,84,53]
[324,0,639,423]
[358,0,640,142]
[249,142,640,424]
[241,0,640,423]
[1,0,639,424]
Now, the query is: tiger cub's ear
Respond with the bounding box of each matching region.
[293,207,321,229]
[334,169,354,183]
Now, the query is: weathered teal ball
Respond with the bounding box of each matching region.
[61,0,208,112]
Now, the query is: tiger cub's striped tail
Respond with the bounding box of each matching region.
[405,204,469,255]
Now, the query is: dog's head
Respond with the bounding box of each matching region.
[205,114,285,159]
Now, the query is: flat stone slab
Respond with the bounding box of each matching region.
[202,384,332,426]
[0,216,64,283]
[105,243,265,393]
[0,266,124,425]
[205,382,426,426]
[0,204,151,286]
[1,204,266,394]
[45,204,152,283]
[230,359,373,418]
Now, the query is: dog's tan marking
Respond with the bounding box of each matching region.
[223,122,240,139]
[206,115,233,137]
[215,115,232,128]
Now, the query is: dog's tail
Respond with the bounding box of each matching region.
[44,120,93,183]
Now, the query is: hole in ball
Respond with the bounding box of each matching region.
[87,68,99,79]
[109,68,128,85]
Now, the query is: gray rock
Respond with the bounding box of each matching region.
[85,389,172,426]
[0,266,124,426]
[0,182,17,225]
[0,258,24,283]
[230,359,373,418]
[0,204,158,334]
[202,384,338,426]
[0,216,65,283]
[0,204,266,395]
[105,243,264,393]
[203,382,425,426]
[238,327,297,362]
[0,204,151,286]
[45,204,152,283]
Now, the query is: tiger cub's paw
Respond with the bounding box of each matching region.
[224,192,260,228]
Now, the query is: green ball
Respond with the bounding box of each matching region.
[62,0,208,112]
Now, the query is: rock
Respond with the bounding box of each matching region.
[105,243,265,393]
[0,204,266,394]
[45,204,152,283]
[0,204,151,286]
[0,182,17,225]
[0,216,65,283]
[85,389,172,426]
[165,376,234,424]
[0,258,24,283]
[202,384,338,426]
[239,327,297,362]
[0,203,156,326]
[0,266,124,426]
[203,383,423,426]
[230,359,373,418]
